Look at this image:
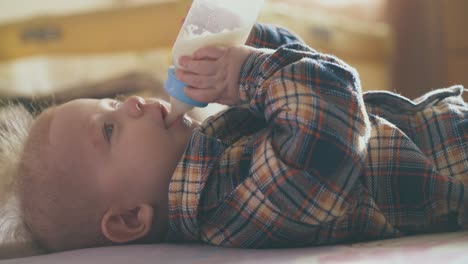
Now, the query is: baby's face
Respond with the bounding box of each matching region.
[42,96,197,208]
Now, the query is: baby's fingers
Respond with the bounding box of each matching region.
[192,46,226,60]
[179,57,217,75]
[184,86,219,103]
[175,69,214,89]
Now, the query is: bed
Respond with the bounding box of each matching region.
[1,231,467,263]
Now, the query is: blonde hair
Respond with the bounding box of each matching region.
[0,103,43,258]
[16,105,112,252]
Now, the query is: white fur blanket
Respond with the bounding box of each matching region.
[0,105,43,260]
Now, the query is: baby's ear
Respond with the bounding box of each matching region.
[100,204,154,243]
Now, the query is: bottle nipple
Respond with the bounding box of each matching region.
[164,97,193,126]
[164,66,207,126]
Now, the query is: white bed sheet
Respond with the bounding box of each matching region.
[1,231,467,264]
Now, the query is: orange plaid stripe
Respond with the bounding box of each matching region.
[165,23,468,247]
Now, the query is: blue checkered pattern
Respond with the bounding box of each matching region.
[165,23,468,247]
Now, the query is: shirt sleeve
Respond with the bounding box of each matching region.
[246,23,306,49]
[238,42,371,225]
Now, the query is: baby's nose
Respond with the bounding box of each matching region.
[123,96,145,118]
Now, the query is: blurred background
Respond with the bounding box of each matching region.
[0,0,467,107]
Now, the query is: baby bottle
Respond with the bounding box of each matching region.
[164,0,265,126]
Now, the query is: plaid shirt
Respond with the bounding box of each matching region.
[165,23,468,247]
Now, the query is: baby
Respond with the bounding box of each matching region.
[14,23,468,252]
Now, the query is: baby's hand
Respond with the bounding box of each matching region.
[175,45,257,105]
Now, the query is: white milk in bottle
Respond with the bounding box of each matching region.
[172,25,253,69]
[164,0,265,126]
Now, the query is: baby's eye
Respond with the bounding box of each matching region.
[103,123,114,142]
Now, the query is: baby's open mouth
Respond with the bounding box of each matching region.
[159,102,169,121]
